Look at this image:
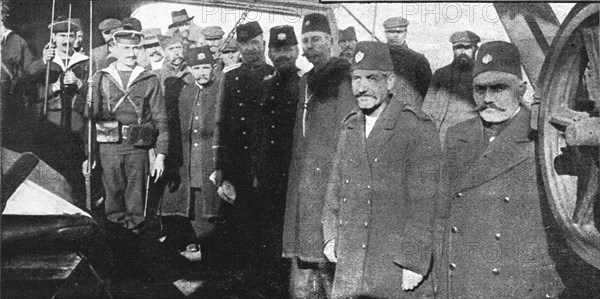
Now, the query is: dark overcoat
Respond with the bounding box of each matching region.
[437,108,565,298]
[160,80,221,219]
[282,57,355,263]
[421,62,477,146]
[322,98,442,299]
[389,43,432,106]
[213,62,275,189]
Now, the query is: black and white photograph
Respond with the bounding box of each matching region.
[1,0,599,298]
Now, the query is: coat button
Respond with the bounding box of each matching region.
[275,82,279,86]
[194,116,199,120]
[193,129,198,133]
[235,77,239,80]
[364,222,368,227]
[494,233,501,240]
[503,197,510,202]
[451,227,458,234]
[367,199,371,205]
[244,146,248,149]
[270,140,275,144]
[456,192,463,198]
[270,96,275,100]
[237,90,241,93]
[339,219,343,225]
[193,143,198,147]
[345,179,349,184]
[367,185,371,189]
[492,268,500,275]
[449,263,457,270]
[238,103,243,106]
[242,131,246,135]
[271,125,275,129]
[343,198,347,203]
[197,103,200,106]
[374,157,378,162]
[361,244,366,249]
[271,110,275,114]
[241,117,245,121]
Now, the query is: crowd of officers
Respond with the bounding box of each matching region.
[2,1,585,298]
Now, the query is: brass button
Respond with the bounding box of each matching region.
[449,263,457,270]
[367,185,371,189]
[242,131,246,135]
[271,125,275,129]
[193,129,198,133]
[270,96,275,100]
[367,200,371,205]
[237,90,241,93]
[451,227,458,234]
[339,219,343,225]
[456,192,463,198]
[241,117,245,121]
[494,233,501,240]
[193,143,198,147]
[194,116,199,120]
[271,110,275,114]
[364,222,368,227]
[345,179,349,184]
[238,103,243,106]
[361,244,366,249]
[492,268,500,275]
[244,146,248,149]
[235,77,239,80]
[270,140,275,144]
[503,197,510,202]
[343,198,347,203]
[374,157,378,162]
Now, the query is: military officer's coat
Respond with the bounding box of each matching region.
[213,62,275,189]
[422,62,478,147]
[437,107,565,298]
[160,79,221,219]
[282,57,355,263]
[322,98,442,299]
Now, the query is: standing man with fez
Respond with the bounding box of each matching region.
[383,16,431,108]
[88,30,168,267]
[254,24,301,290]
[213,21,275,274]
[422,31,481,147]
[437,41,566,298]
[160,45,222,264]
[282,13,354,298]
[338,26,357,63]
[322,41,441,299]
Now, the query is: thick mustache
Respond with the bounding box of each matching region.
[355,93,376,99]
[474,103,507,112]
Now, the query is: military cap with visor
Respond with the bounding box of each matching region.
[351,41,393,72]
[202,26,225,40]
[383,16,409,31]
[169,9,194,29]
[301,13,331,35]
[122,17,142,32]
[269,25,297,48]
[236,21,263,43]
[339,26,357,42]
[450,31,481,46]
[473,41,522,79]
[222,39,239,53]
[49,15,79,32]
[98,18,122,31]
[186,45,214,66]
[140,28,161,47]
[113,30,144,45]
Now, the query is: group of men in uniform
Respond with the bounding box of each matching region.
[1,1,587,297]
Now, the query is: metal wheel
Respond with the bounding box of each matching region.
[538,3,600,269]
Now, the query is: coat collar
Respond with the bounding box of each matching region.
[454,107,534,193]
[51,51,88,71]
[101,62,148,91]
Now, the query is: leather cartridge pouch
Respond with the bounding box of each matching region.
[122,123,156,147]
[95,120,121,143]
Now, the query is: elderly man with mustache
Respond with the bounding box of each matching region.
[337,26,357,63]
[322,41,442,299]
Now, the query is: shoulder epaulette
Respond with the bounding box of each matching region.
[223,62,241,74]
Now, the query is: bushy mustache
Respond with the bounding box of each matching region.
[474,102,507,112]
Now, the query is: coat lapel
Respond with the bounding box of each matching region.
[456,108,533,192]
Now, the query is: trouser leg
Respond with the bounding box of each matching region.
[289,258,333,299]
[101,154,128,226]
[123,151,149,230]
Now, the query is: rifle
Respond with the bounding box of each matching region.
[42,0,56,117]
[84,0,93,211]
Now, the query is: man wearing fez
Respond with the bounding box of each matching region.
[436,41,566,298]
[167,9,197,51]
[141,28,164,70]
[88,30,167,264]
[92,18,123,71]
[213,21,275,273]
[254,24,301,290]
[422,31,481,147]
[338,26,357,63]
[322,41,441,299]
[383,16,431,107]
[42,16,89,134]
[282,13,354,298]
[160,45,221,263]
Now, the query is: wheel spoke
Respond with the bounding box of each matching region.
[549,106,590,128]
[581,26,600,107]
